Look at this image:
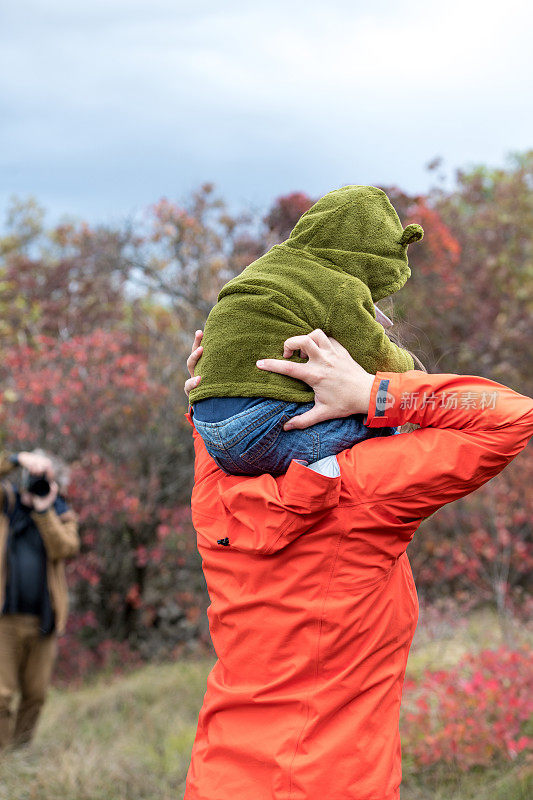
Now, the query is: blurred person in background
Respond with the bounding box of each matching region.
[0,449,79,751]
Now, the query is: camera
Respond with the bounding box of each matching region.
[21,468,51,497]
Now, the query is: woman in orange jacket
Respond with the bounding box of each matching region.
[183,329,533,800]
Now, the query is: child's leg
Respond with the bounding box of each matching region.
[192,400,397,476]
[192,399,294,476]
[236,407,397,475]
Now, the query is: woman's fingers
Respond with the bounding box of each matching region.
[281,331,325,359]
[259,330,332,380]
[283,406,328,431]
[308,328,331,347]
[187,346,203,377]
[257,357,315,383]
[191,330,203,353]
[187,330,204,378]
[185,330,204,395]
[259,332,374,419]
[185,375,201,398]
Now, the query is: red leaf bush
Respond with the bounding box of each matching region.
[408,453,533,619]
[402,647,533,769]
[0,330,210,670]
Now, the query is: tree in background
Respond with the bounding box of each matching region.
[0,331,206,665]
[0,198,130,344]
[432,151,533,394]
[0,152,531,674]
[125,183,256,325]
[0,185,256,674]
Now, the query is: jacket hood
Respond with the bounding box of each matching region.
[282,185,424,302]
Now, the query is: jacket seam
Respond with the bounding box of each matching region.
[262,489,340,549]
[193,483,439,522]
[263,516,303,555]
[328,551,402,593]
[339,480,472,512]
[288,528,345,799]
[194,492,338,525]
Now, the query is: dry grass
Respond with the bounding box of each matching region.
[0,609,531,800]
[0,661,207,800]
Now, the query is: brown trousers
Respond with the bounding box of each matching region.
[0,614,57,749]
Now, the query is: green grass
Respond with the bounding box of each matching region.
[0,609,531,800]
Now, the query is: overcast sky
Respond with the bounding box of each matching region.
[1,0,532,224]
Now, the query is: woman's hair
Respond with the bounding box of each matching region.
[382,301,428,432]
[377,294,428,372]
[385,325,428,373]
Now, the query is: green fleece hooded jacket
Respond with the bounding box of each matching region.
[189,185,424,404]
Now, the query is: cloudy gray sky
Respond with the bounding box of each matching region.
[1,0,532,224]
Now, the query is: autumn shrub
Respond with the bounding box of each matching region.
[0,330,210,664]
[402,647,533,770]
[54,624,143,686]
[408,452,533,619]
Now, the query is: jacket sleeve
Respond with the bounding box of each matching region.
[337,370,533,522]
[31,507,80,560]
[0,452,16,512]
[0,452,15,477]
[323,278,414,374]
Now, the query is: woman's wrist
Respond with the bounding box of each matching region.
[356,372,375,416]
[342,369,374,417]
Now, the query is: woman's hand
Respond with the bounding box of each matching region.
[257,329,375,431]
[184,330,204,398]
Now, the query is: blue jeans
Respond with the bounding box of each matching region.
[192,399,398,476]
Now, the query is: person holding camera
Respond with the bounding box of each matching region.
[0,449,79,750]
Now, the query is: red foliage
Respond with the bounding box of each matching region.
[263,191,315,240]
[54,623,143,687]
[1,329,166,459]
[402,647,533,769]
[409,451,533,615]
[404,198,462,307]
[0,330,205,656]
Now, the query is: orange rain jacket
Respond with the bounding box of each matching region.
[184,370,533,800]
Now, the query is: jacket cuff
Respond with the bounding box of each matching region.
[364,372,402,428]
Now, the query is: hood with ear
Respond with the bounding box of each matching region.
[282,185,424,302]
